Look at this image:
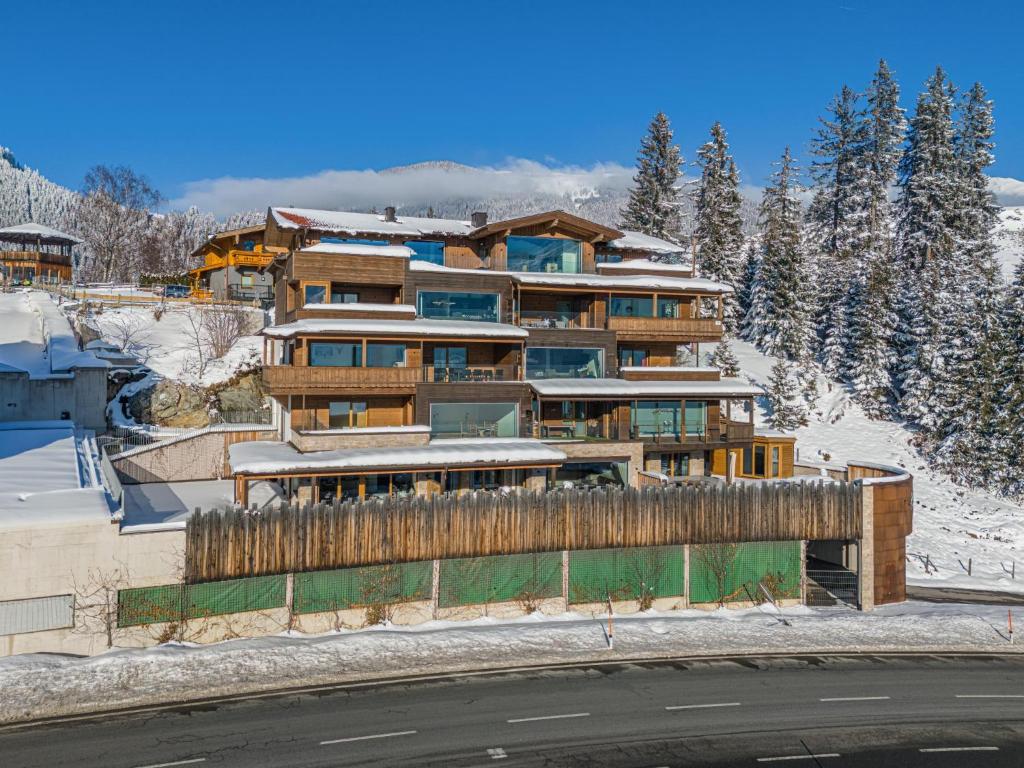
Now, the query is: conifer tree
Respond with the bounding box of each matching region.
[805,85,871,378]
[621,112,683,241]
[735,239,760,321]
[743,148,809,360]
[693,122,745,328]
[764,359,808,430]
[709,339,741,378]
[996,262,1024,496]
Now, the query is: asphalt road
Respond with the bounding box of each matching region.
[3,655,1024,767]
[906,585,1024,605]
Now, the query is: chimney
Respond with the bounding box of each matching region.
[384,206,397,222]
[471,211,488,228]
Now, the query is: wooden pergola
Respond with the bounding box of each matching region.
[0,222,81,284]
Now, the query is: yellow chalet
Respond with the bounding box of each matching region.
[188,224,285,303]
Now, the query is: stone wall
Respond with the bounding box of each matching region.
[112,428,277,483]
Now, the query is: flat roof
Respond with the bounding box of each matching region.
[263,317,529,340]
[301,242,415,258]
[230,438,567,476]
[527,377,763,398]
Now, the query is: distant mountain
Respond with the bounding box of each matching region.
[0,146,81,235]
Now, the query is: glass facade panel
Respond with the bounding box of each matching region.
[304,284,326,305]
[366,343,405,367]
[633,401,681,438]
[330,288,359,304]
[417,291,499,322]
[657,297,682,318]
[525,347,603,379]
[309,342,361,367]
[405,240,445,265]
[610,296,653,317]
[429,402,518,438]
[685,401,707,436]
[506,236,582,273]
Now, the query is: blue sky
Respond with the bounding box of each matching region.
[4,0,1022,210]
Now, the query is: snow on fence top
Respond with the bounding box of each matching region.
[271,207,472,237]
[300,242,415,258]
[229,438,567,475]
[262,317,529,339]
[527,377,763,398]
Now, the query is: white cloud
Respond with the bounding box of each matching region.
[989,176,1024,206]
[171,158,636,218]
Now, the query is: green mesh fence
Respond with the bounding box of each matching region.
[293,561,433,614]
[568,547,684,605]
[118,575,286,627]
[438,552,562,609]
[688,541,802,604]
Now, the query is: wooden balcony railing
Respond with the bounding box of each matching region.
[263,365,423,392]
[606,316,722,339]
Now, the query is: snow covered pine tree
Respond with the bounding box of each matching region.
[620,112,683,242]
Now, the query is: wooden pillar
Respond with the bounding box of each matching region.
[234,474,249,507]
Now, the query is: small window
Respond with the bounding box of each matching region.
[771,446,780,477]
[240,274,255,288]
[618,348,647,368]
[595,252,623,264]
[754,445,766,476]
[330,287,359,304]
[742,448,753,476]
[304,283,327,305]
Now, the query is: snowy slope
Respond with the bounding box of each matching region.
[731,339,1023,594]
[995,206,1024,277]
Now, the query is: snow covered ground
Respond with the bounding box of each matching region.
[0,601,1017,724]
[995,206,1024,277]
[88,303,263,387]
[121,479,283,530]
[732,339,1024,594]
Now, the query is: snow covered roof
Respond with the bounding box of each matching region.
[0,222,82,246]
[604,230,686,254]
[0,291,106,378]
[618,366,720,373]
[527,377,763,398]
[301,242,414,258]
[301,302,417,314]
[408,261,732,294]
[263,317,529,339]
[271,207,472,237]
[597,259,693,273]
[229,438,566,475]
[0,422,115,528]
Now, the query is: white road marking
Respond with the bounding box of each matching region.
[920,746,999,753]
[819,696,891,702]
[134,760,206,768]
[665,702,741,710]
[507,712,590,723]
[956,694,1024,699]
[487,747,508,759]
[320,730,417,745]
[756,754,840,762]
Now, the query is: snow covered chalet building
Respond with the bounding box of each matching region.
[230,207,795,505]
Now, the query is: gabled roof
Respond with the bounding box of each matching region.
[270,207,472,237]
[467,209,624,242]
[0,222,82,247]
[190,224,268,258]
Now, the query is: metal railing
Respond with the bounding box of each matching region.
[425,364,519,383]
[805,568,859,608]
[99,408,273,456]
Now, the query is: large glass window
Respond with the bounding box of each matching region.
[304,283,327,305]
[685,401,707,436]
[417,291,499,322]
[610,296,653,317]
[405,240,445,265]
[618,348,648,368]
[526,347,604,379]
[330,287,359,304]
[429,402,518,438]
[632,401,681,438]
[366,343,405,367]
[309,342,361,367]
[328,401,367,428]
[506,236,582,273]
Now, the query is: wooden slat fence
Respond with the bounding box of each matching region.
[185,482,863,583]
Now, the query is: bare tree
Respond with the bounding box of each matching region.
[77,166,162,283]
[180,305,209,380]
[693,543,739,607]
[71,565,132,649]
[101,311,153,362]
[203,304,255,358]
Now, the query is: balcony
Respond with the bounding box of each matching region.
[535,419,755,444]
[425,365,520,383]
[518,310,593,330]
[263,365,423,394]
[606,316,723,341]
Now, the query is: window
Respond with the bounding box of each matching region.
[304,283,327,305]
[742,448,753,475]
[657,297,681,318]
[309,342,361,367]
[729,399,753,424]
[327,401,367,428]
[771,446,780,477]
[526,347,603,379]
[555,462,627,488]
[618,348,647,368]
[330,288,359,304]
[633,401,681,438]
[405,240,445,265]
[429,402,518,438]
[321,237,389,246]
[660,453,690,477]
[434,346,467,369]
[698,296,719,318]
[366,343,405,367]
[610,296,653,317]
[506,236,582,273]
[754,445,766,476]
[417,291,499,322]
[240,273,255,288]
[685,401,707,436]
[595,252,623,264]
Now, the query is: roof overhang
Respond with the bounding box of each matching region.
[468,210,624,242]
